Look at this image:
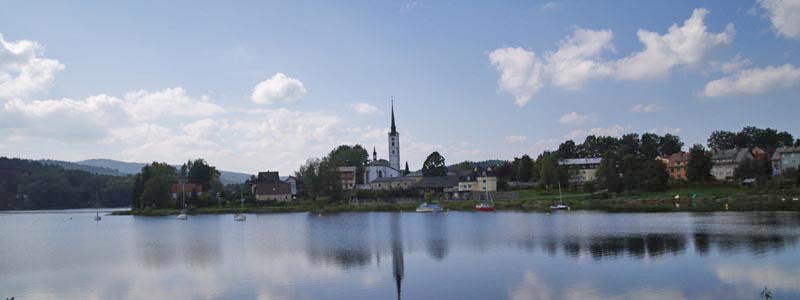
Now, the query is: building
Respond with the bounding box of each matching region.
[711,148,753,181]
[280,176,301,198]
[771,146,800,176]
[337,166,357,190]
[558,158,602,184]
[170,183,202,200]
[369,176,420,190]
[252,171,293,202]
[658,152,690,181]
[364,102,405,185]
[457,168,497,192]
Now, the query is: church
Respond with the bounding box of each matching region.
[363,102,404,184]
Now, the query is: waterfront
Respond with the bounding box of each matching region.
[2,211,799,300]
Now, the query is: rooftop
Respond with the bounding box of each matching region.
[559,158,602,165]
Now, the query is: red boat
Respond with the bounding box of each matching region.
[475,203,495,211]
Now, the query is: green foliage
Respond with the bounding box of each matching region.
[659,134,684,156]
[687,144,713,183]
[180,159,222,192]
[640,159,669,191]
[734,158,772,183]
[556,140,578,159]
[133,162,177,209]
[708,127,794,150]
[510,154,534,182]
[294,145,366,202]
[0,157,134,210]
[596,151,622,193]
[422,151,447,177]
[327,145,369,184]
[536,152,567,188]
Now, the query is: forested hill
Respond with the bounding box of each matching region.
[40,159,126,176]
[0,157,133,210]
[78,159,252,184]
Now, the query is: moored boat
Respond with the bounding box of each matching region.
[475,203,495,211]
[416,203,444,213]
[549,204,569,210]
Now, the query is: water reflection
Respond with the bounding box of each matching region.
[2,211,800,300]
[391,214,404,300]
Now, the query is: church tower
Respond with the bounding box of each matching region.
[388,100,400,171]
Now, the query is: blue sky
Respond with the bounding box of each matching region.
[1,0,798,174]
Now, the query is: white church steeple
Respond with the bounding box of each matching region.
[388,98,400,171]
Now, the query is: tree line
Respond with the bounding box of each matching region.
[0,157,133,210]
[132,159,224,209]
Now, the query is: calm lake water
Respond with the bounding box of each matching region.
[1,210,799,300]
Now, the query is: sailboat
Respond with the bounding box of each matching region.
[234,185,246,221]
[177,181,188,220]
[475,189,495,211]
[93,191,102,221]
[549,181,570,210]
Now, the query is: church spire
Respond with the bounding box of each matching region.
[373,146,377,161]
[390,97,397,135]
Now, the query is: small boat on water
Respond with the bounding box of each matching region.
[549,204,569,210]
[475,190,496,212]
[177,209,188,220]
[475,203,495,211]
[416,203,444,213]
[233,187,246,222]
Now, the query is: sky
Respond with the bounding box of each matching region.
[1,0,799,175]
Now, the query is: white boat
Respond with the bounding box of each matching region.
[416,203,444,213]
[549,204,569,210]
[177,209,188,220]
[234,186,246,221]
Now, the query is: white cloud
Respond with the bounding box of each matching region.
[558,112,592,125]
[351,102,379,114]
[505,135,528,144]
[1,95,125,141]
[540,2,559,10]
[489,8,734,106]
[0,33,65,99]
[488,47,545,107]
[700,64,800,97]
[250,73,307,105]
[545,29,615,89]
[630,104,663,113]
[719,54,752,74]
[758,0,800,39]
[566,125,627,141]
[649,127,682,135]
[615,8,735,80]
[717,263,800,291]
[122,87,224,121]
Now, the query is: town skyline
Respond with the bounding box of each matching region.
[1,1,799,175]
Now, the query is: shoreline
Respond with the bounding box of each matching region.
[112,195,800,216]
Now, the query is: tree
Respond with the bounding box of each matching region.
[557,140,578,159]
[133,162,178,209]
[537,152,567,189]
[326,145,369,184]
[404,161,410,175]
[512,155,534,182]
[686,144,713,183]
[796,139,800,147]
[620,154,641,191]
[422,152,447,177]
[640,160,669,191]
[181,159,221,192]
[733,158,771,183]
[707,130,736,150]
[640,133,661,159]
[596,151,622,193]
[620,134,640,158]
[659,134,684,156]
[296,158,322,199]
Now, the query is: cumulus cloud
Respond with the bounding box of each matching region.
[700,64,800,97]
[566,125,627,140]
[630,104,663,113]
[0,33,65,99]
[505,135,528,144]
[614,8,735,80]
[122,87,224,121]
[558,112,592,125]
[488,47,545,107]
[758,0,800,39]
[489,8,734,106]
[1,96,125,141]
[649,127,682,135]
[545,29,615,89]
[250,73,307,105]
[351,102,379,114]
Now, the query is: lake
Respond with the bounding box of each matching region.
[1,210,799,300]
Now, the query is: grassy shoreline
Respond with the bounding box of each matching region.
[114,191,800,216]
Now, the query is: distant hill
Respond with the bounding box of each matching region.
[40,159,126,176]
[77,159,252,184]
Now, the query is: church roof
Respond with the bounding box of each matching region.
[368,159,391,167]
